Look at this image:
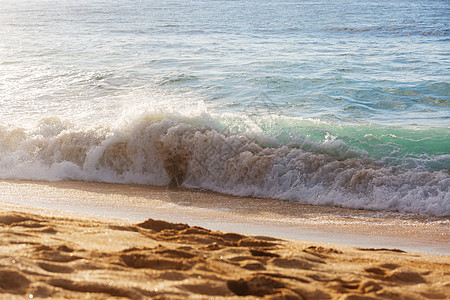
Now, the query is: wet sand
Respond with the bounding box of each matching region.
[0,198,449,299]
[1,180,448,255]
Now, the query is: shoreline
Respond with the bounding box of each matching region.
[0,179,448,255]
[0,195,449,299]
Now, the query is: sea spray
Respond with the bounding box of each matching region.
[0,114,448,216]
[0,0,448,217]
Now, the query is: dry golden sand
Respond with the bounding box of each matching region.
[0,200,449,299]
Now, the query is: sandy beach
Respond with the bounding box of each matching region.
[2,0,449,298]
[0,181,449,299]
[1,180,449,255]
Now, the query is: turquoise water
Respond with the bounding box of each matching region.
[0,0,448,215]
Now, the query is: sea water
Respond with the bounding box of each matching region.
[0,0,448,216]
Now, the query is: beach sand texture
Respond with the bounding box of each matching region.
[0,200,449,299]
[1,180,448,255]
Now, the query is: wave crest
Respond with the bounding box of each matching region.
[0,116,448,216]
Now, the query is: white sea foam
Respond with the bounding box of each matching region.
[0,114,448,217]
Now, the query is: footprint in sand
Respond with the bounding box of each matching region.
[121,253,192,270]
[386,270,426,283]
[0,213,49,229]
[364,264,426,284]
[303,245,343,258]
[36,249,82,263]
[271,257,313,270]
[38,262,74,274]
[48,278,145,299]
[120,245,200,271]
[249,249,280,257]
[241,261,266,271]
[0,269,30,294]
[227,274,285,296]
[0,214,36,226]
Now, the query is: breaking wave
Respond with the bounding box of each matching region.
[0,113,448,217]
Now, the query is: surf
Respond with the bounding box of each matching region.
[0,111,448,217]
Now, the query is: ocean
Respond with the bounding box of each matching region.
[0,0,449,217]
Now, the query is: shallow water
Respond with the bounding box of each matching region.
[0,0,449,216]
